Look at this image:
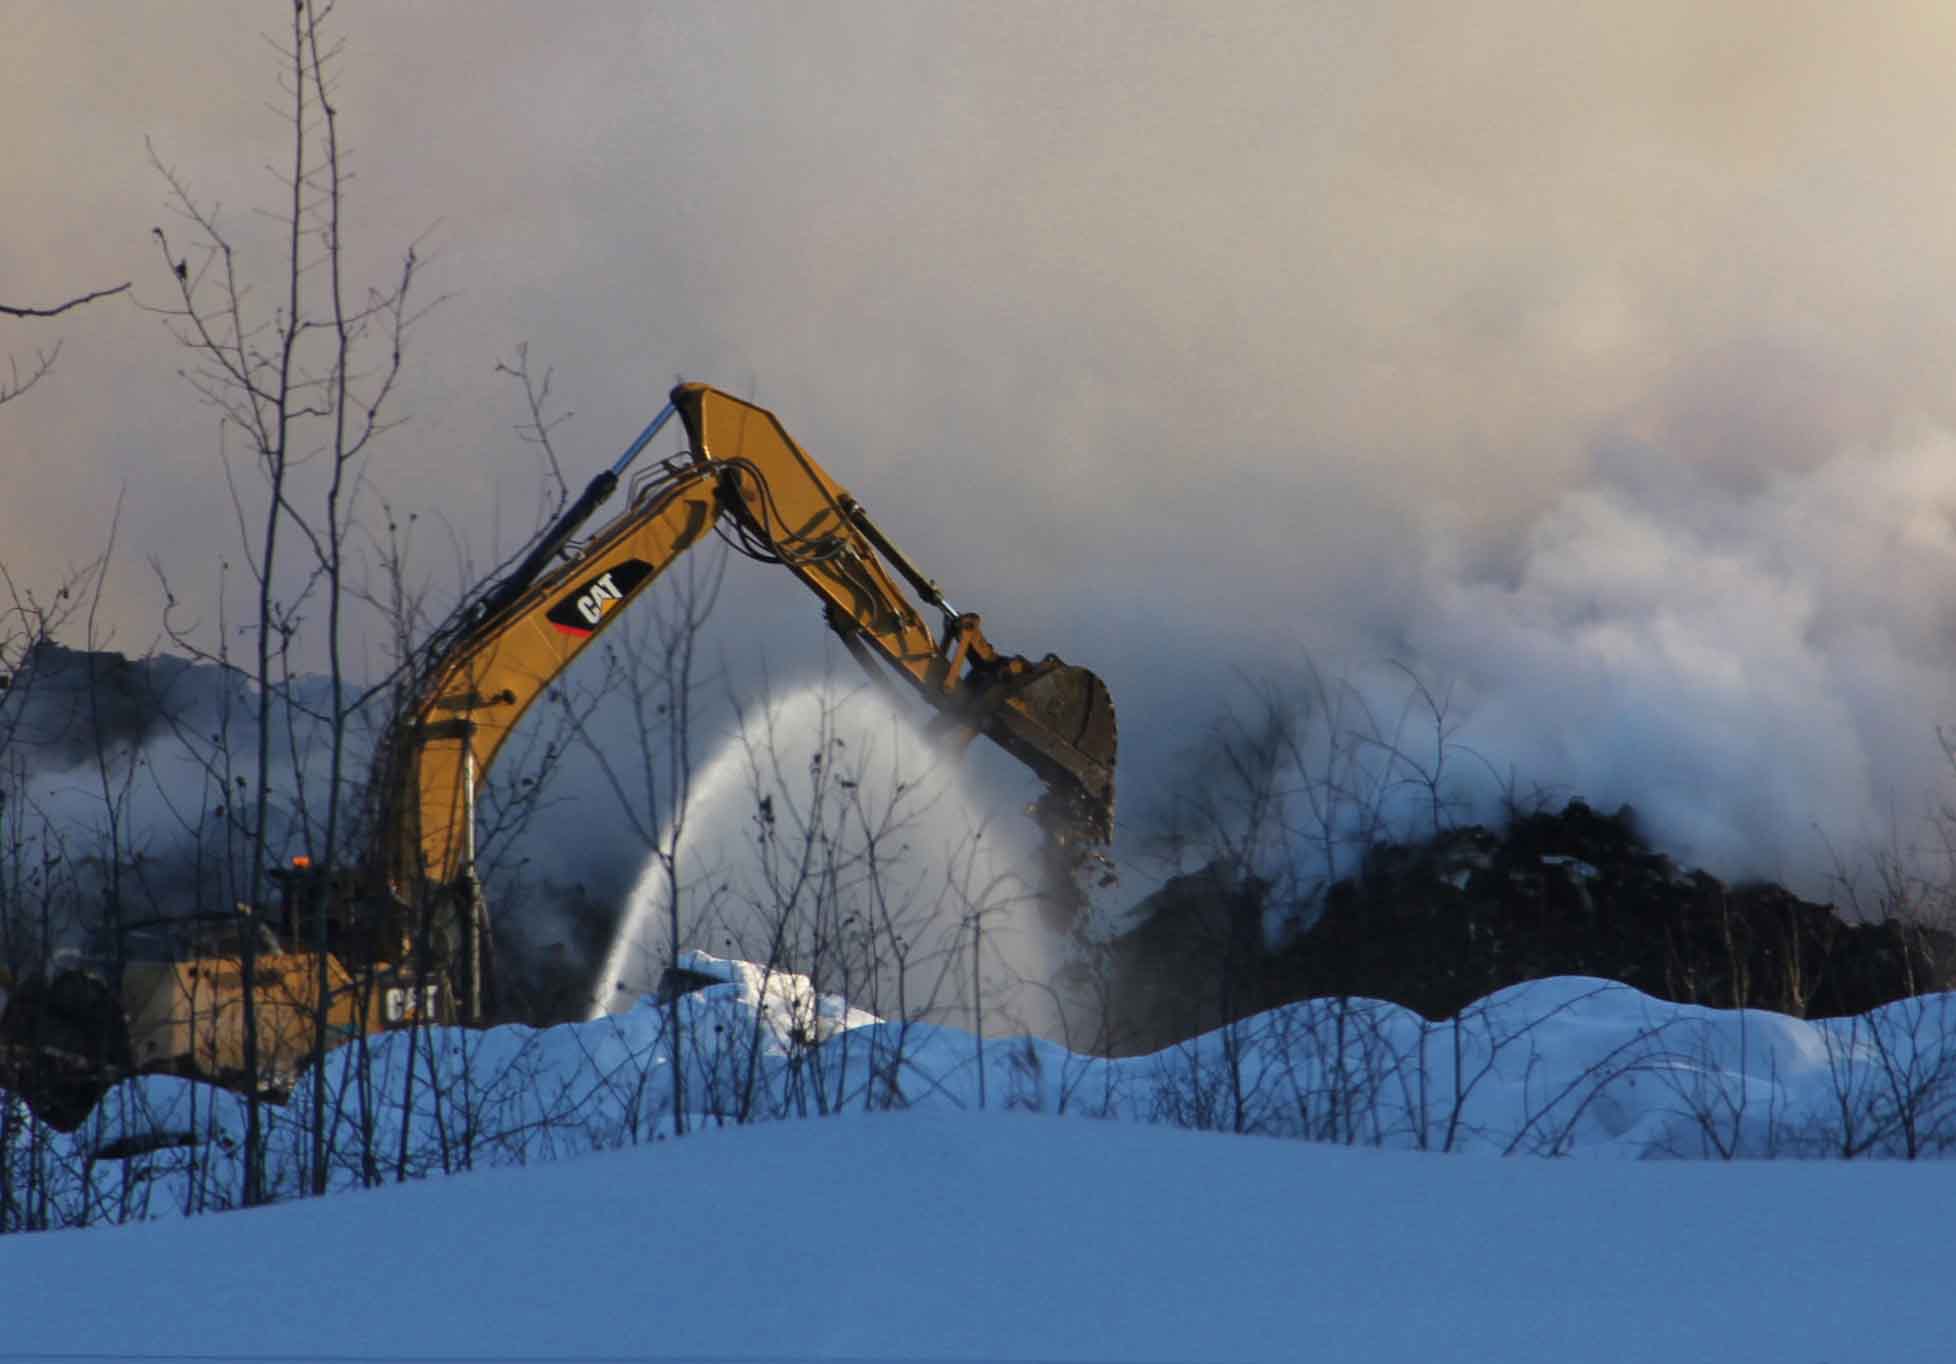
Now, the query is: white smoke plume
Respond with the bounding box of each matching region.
[1395,431,1956,892]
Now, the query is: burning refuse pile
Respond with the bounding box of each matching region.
[1101,801,1956,1056]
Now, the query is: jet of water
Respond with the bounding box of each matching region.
[592,681,1066,1034]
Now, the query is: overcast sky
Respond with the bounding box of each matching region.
[10,1,1956,890]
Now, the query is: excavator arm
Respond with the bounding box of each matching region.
[375,384,1116,925]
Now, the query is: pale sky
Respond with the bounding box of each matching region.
[10,1,1956,886]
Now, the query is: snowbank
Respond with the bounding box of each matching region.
[11,957,1956,1234]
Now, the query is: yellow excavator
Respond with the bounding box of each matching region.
[0,384,1118,1130]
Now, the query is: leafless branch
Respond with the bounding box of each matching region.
[0,283,131,319]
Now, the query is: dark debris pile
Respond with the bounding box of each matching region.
[1100,801,1956,1056]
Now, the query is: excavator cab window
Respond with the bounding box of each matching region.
[87,913,287,963]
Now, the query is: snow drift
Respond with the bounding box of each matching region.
[11,954,1956,1235]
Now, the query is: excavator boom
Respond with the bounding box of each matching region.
[379,383,1116,904]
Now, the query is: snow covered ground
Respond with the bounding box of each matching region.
[6,957,1956,1360]
[6,1101,1951,1363]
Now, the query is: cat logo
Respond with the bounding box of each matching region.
[546,559,654,637]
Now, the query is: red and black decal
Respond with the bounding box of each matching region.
[546,559,654,637]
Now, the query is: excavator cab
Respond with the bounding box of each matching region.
[0,860,452,1131]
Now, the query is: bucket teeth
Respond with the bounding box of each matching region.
[990,660,1117,848]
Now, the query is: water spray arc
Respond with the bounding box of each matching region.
[596,684,1063,1034]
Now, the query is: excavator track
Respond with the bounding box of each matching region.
[0,971,129,1132]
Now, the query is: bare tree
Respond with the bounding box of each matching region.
[144,0,427,1203]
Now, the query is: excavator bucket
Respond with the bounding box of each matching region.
[987,659,1118,853]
